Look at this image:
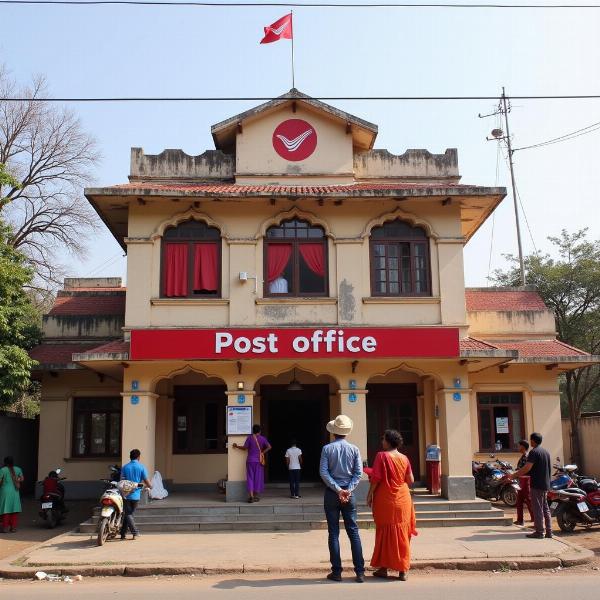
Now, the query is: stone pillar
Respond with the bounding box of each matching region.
[120,391,158,476]
[225,390,256,502]
[337,388,368,501]
[436,387,475,500]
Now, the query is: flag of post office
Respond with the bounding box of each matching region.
[260,13,293,44]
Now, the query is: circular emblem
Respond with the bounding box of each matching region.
[272,119,317,161]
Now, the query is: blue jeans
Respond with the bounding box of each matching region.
[323,487,365,576]
[289,469,301,497]
[120,499,139,537]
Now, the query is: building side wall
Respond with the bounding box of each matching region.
[467,310,556,340]
[562,416,600,478]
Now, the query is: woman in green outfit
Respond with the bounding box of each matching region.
[0,456,24,533]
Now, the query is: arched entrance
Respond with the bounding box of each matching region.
[366,370,423,480]
[256,368,338,483]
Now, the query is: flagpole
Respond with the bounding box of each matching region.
[291,10,295,89]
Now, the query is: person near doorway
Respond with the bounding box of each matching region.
[120,449,152,540]
[233,425,272,503]
[365,429,417,581]
[0,456,24,533]
[285,439,303,499]
[319,414,365,583]
[508,432,552,538]
[514,439,534,526]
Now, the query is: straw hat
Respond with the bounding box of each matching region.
[326,414,354,436]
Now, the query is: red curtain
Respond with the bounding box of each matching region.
[299,243,325,276]
[267,244,292,282]
[164,244,188,297]
[193,243,219,292]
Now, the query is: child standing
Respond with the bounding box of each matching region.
[285,440,303,499]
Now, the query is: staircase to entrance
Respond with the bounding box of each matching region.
[79,486,512,533]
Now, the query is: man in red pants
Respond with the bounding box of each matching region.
[515,439,533,526]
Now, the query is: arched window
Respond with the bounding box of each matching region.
[162,220,221,298]
[265,219,327,296]
[370,220,430,296]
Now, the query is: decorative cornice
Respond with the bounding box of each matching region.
[150,208,227,240]
[255,206,334,240]
[150,298,230,307]
[360,206,439,240]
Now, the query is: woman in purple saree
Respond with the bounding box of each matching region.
[233,424,272,503]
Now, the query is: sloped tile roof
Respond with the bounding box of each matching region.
[460,337,500,351]
[30,343,100,366]
[83,340,129,355]
[49,293,126,317]
[465,289,547,311]
[493,340,588,357]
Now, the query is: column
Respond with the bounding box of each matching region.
[121,391,158,477]
[337,388,368,501]
[225,390,256,502]
[437,387,475,500]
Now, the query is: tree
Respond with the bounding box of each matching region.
[494,229,600,467]
[0,213,41,409]
[0,65,100,291]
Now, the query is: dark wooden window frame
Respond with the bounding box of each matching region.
[476,392,525,452]
[263,219,329,298]
[172,385,227,455]
[160,220,222,299]
[369,221,432,297]
[71,397,122,458]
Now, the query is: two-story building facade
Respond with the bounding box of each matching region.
[32,90,599,502]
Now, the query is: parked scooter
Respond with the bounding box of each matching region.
[38,468,67,529]
[551,476,600,532]
[472,456,520,507]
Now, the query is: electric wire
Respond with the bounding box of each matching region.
[513,120,600,151]
[3,94,600,103]
[2,1,600,8]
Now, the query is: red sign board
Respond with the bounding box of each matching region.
[130,328,459,361]
[272,119,317,161]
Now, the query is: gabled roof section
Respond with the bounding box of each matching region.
[466,288,548,311]
[211,89,378,153]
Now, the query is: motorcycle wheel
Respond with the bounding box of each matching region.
[556,505,578,532]
[47,510,57,529]
[501,486,518,507]
[97,517,110,546]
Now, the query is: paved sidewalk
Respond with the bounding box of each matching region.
[0,525,592,578]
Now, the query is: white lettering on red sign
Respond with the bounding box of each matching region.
[214,329,377,355]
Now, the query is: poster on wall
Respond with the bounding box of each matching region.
[496,417,509,434]
[227,406,253,435]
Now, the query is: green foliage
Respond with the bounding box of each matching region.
[0,217,41,407]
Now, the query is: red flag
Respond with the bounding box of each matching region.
[260,13,293,44]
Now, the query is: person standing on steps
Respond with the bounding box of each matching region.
[120,449,152,540]
[233,424,272,503]
[285,439,303,499]
[514,439,534,526]
[319,414,365,583]
[509,432,552,539]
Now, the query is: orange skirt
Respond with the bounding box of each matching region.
[370,483,416,572]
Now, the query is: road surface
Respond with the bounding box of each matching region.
[2,572,600,599]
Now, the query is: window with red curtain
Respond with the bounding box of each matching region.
[265,219,327,296]
[162,220,221,298]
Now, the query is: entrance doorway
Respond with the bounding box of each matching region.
[367,383,420,480]
[261,384,330,483]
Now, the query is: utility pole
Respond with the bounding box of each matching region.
[479,88,527,286]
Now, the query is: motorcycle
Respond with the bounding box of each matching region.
[96,473,142,546]
[551,476,600,532]
[472,456,520,507]
[38,468,67,529]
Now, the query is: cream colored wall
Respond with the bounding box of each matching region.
[562,417,600,478]
[235,104,354,181]
[469,365,564,465]
[467,310,556,340]
[43,315,123,339]
[124,198,467,331]
[37,371,122,481]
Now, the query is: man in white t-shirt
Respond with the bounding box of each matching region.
[285,440,303,499]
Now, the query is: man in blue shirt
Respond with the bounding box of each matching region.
[319,414,365,583]
[120,449,152,540]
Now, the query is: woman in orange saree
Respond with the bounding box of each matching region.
[366,429,417,581]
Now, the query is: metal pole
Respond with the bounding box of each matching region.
[291,11,295,89]
[501,87,526,286]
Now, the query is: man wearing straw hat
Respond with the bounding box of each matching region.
[319,414,365,583]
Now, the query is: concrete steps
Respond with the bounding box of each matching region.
[78,495,511,533]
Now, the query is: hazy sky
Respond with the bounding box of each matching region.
[2,1,599,287]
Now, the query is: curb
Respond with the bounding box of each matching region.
[0,550,594,579]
